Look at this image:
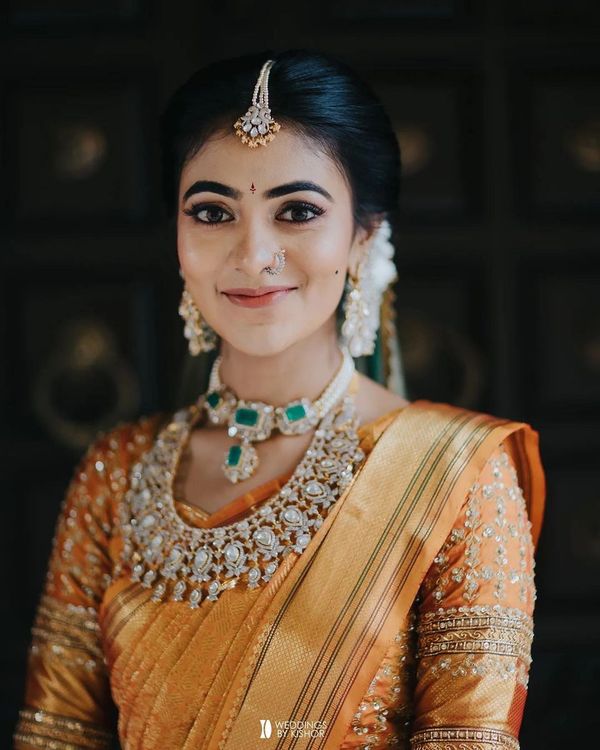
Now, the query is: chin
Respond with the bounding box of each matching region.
[219,328,301,358]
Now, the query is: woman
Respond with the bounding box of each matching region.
[14,50,545,749]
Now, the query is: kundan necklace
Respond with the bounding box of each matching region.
[204,346,356,483]
[118,376,365,608]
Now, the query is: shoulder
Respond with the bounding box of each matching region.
[403,398,542,477]
[381,396,542,493]
[74,410,170,489]
[353,377,534,432]
[404,398,539,440]
[415,400,546,549]
[53,410,172,544]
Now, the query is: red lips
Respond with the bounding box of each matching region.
[221,286,295,296]
[222,285,297,308]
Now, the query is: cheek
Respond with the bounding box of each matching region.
[297,230,349,298]
[291,249,346,330]
[177,224,220,281]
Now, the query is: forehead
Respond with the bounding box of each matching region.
[179,126,348,195]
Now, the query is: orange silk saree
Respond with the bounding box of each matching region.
[14,399,545,749]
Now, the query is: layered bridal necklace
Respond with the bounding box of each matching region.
[118,350,366,608]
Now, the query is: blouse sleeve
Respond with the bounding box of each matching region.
[409,439,538,750]
[12,426,130,749]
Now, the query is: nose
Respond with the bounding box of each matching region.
[229,221,280,277]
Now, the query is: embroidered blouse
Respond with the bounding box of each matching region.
[13,405,537,750]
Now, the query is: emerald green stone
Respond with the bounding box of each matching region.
[235,407,258,426]
[285,403,307,422]
[207,391,221,408]
[227,445,242,466]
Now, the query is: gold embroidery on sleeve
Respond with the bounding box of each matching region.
[14,420,160,750]
[409,443,538,750]
[418,604,533,659]
[419,445,536,609]
[45,419,156,605]
[416,604,533,689]
[46,453,115,605]
[14,707,113,749]
[410,725,520,749]
[28,594,105,672]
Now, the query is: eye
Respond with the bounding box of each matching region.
[183,203,233,225]
[277,201,325,224]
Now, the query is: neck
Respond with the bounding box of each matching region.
[217,326,344,407]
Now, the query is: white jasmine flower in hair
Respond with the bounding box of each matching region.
[364,219,398,294]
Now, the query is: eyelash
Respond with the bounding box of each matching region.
[182,201,326,226]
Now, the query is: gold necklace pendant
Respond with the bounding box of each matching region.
[219,399,319,483]
[222,438,258,484]
[222,400,274,483]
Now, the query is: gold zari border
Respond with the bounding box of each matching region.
[417,607,533,663]
[410,726,520,750]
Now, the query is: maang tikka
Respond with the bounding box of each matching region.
[233,59,281,148]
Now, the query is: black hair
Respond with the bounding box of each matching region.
[159,48,401,234]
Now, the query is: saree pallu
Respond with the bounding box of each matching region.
[13,399,545,750]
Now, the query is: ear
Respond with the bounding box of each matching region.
[347,216,384,277]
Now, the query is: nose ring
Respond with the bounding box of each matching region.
[265,248,286,276]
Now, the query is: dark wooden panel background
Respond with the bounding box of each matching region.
[1,1,599,747]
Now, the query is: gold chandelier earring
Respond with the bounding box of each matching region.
[341,220,398,358]
[178,270,217,355]
[341,268,371,357]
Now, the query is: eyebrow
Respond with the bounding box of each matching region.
[182,179,333,203]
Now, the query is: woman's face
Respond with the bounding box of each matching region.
[176,126,373,357]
